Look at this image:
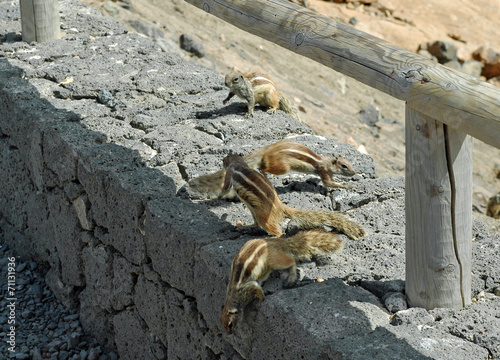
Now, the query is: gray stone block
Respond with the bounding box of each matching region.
[113,309,166,360]
[26,193,57,265]
[82,245,114,310]
[77,158,151,265]
[79,289,116,350]
[113,255,140,311]
[390,307,435,326]
[432,298,500,358]
[42,129,78,185]
[165,289,219,359]
[45,268,78,308]
[47,189,85,286]
[144,197,230,296]
[134,274,169,346]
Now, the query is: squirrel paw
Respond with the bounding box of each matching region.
[326,182,352,189]
[236,223,261,233]
[282,271,299,287]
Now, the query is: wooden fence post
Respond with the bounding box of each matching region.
[20,0,60,43]
[405,105,473,309]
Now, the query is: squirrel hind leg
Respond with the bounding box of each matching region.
[266,107,278,114]
[262,223,283,237]
[265,246,297,283]
[267,95,280,114]
[284,263,298,285]
[259,154,290,176]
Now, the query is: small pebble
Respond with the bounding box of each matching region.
[15,353,30,360]
[384,292,408,313]
[17,262,27,272]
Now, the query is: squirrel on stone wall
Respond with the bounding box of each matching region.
[221,229,344,333]
[188,141,355,199]
[223,70,301,122]
[221,154,365,240]
[486,192,500,219]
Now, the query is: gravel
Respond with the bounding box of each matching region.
[0,232,118,360]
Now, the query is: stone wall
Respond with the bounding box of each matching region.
[1,1,498,359]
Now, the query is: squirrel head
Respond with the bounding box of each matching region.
[221,282,264,334]
[224,71,244,88]
[223,154,245,169]
[329,156,355,176]
[487,193,500,219]
[221,302,240,334]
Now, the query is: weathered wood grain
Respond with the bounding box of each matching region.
[184,0,500,148]
[20,0,60,43]
[407,66,500,148]
[186,0,433,99]
[405,105,472,309]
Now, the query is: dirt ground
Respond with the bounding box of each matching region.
[80,0,500,232]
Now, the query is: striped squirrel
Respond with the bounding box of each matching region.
[188,141,355,199]
[222,154,365,239]
[486,192,500,219]
[223,70,301,122]
[221,229,344,333]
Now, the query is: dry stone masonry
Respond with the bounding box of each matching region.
[0,0,499,359]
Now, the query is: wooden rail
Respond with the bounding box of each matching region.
[185,0,500,310]
[20,0,60,43]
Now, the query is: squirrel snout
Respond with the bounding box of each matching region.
[221,307,239,334]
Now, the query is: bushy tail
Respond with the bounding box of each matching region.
[279,229,344,262]
[283,206,366,240]
[188,169,237,200]
[278,93,301,122]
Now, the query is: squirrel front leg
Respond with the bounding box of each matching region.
[244,94,255,118]
[316,163,351,189]
[223,91,235,105]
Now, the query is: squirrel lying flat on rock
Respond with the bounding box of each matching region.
[223,70,301,122]
[188,141,355,199]
[222,154,365,239]
[221,229,344,334]
[245,141,355,187]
